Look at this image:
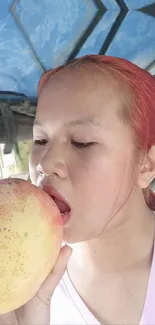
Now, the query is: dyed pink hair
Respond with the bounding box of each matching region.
[38,55,155,211]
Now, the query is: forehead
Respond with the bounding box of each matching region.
[37,66,122,125]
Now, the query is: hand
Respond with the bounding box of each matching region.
[0,245,72,325]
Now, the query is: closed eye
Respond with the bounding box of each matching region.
[34,139,48,145]
[34,139,95,148]
[71,140,95,148]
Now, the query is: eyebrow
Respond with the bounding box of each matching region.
[67,117,104,128]
[34,117,104,129]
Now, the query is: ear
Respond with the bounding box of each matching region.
[138,145,155,189]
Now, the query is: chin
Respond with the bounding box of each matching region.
[62,227,95,244]
[63,231,83,244]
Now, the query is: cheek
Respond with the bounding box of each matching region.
[70,152,123,189]
[72,153,135,210]
[29,147,40,184]
[93,158,136,217]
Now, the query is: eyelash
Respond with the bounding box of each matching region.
[34,139,94,149]
[71,140,94,148]
[34,139,48,145]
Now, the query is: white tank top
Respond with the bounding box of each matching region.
[50,235,155,325]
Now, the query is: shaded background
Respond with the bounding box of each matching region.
[0,0,155,181]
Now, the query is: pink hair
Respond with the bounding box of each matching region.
[38,55,155,211]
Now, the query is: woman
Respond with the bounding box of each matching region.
[1,55,155,325]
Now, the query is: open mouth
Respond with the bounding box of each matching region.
[42,185,71,223]
[51,196,71,222]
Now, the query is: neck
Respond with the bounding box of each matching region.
[68,198,155,275]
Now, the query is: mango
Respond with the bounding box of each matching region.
[0,178,63,313]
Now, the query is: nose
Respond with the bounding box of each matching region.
[36,142,68,179]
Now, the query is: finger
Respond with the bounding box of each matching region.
[0,311,19,325]
[37,245,72,301]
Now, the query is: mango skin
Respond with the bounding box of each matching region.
[0,178,63,314]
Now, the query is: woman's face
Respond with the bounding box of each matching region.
[29,67,138,243]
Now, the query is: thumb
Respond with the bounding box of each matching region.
[37,245,72,303]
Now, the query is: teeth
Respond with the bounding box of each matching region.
[61,211,69,216]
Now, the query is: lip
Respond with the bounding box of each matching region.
[39,183,71,224]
